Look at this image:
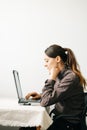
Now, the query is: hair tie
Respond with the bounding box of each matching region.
[65,51,68,55]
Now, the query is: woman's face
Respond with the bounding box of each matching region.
[44,53,57,72]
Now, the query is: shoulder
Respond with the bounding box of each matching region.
[60,68,79,83]
[61,68,76,78]
[65,69,75,77]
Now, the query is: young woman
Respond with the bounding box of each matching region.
[25,44,87,130]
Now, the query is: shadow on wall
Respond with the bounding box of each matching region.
[0,126,19,130]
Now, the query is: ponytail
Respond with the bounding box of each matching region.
[64,48,87,88]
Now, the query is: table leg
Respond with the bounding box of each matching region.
[36,126,41,130]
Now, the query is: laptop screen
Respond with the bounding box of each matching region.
[13,70,23,99]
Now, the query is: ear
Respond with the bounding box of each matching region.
[56,56,61,63]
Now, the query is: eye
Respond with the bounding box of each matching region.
[44,58,49,63]
[45,60,49,63]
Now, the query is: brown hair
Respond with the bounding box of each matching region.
[45,44,87,87]
[64,47,86,87]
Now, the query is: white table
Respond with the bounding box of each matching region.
[0,98,53,130]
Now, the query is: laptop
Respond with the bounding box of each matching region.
[13,70,41,105]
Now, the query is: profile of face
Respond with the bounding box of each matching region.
[44,53,58,72]
[44,44,67,74]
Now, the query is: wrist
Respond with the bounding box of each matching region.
[49,75,56,80]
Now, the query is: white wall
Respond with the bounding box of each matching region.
[0,0,87,99]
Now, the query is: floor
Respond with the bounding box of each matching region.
[0,126,19,130]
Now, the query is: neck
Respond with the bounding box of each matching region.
[58,61,65,72]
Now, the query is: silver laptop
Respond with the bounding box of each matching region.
[13,70,41,105]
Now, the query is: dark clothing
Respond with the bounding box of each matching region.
[40,67,85,123]
[46,117,81,130]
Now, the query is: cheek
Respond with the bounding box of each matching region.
[49,61,56,69]
[51,60,56,66]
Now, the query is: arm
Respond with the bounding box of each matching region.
[40,71,77,107]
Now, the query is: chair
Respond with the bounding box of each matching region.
[49,92,87,130]
[81,92,87,130]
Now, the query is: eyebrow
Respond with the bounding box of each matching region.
[44,58,48,60]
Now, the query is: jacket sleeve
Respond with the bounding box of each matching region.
[40,72,78,107]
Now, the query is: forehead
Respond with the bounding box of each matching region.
[44,53,55,61]
[44,53,50,60]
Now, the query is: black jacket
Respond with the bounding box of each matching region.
[40,67,85,122]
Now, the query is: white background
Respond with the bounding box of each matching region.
[0,0,87,99]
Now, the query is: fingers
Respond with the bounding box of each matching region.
[25,93,31,99]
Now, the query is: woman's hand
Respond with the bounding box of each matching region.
[25,92,41,100]
[49,66,59,80]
